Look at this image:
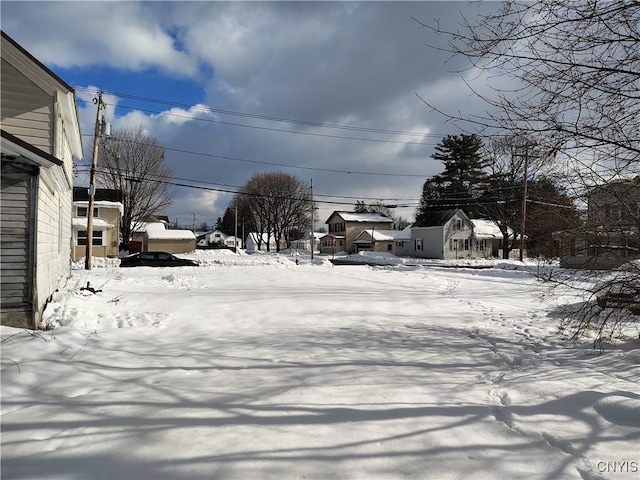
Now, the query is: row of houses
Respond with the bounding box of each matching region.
[318,209,515,260]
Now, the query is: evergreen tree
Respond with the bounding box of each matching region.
[416,134,487,222]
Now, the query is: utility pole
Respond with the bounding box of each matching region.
[519,147,529,262]
[310,179,314,261]
[234,206,238,253]
[85,91,109,270]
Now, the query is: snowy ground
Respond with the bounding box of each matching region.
[1,250,639,480]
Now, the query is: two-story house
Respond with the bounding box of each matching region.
[72,187,123,261]
[410,209,475,260]
[323,211,394,254]
[1,31,83,328]
[557,178,639,269]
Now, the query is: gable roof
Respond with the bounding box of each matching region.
[325,210,394,224]
[1,31,74,92]
[414,209,465,228]
[1,31,83,159]
[355,229,410,242]
[471,219,513,239]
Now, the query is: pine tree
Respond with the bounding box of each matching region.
[416,134,487,222]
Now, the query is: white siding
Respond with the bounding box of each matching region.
[34,167,72,325]
[0,59,54,156]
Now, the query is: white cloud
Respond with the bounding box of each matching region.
[4,1,504,226]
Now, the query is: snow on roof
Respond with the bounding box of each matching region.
[146,229,196,240]
[133,222,166,233]
[72,218,114,228]
[326,211,393,224]
[357,229,409,241]
[471,219,513,239]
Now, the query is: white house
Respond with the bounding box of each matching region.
[1,31,83,328]
[471,219,514,259]
[200,230,242,249]
[410,209,475,259]
[245,232,278,252]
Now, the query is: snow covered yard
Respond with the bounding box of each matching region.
[1,251,639,480]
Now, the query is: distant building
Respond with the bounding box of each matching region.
[556,178,639,269]
[72,187,123,261]
[324,211,394,254]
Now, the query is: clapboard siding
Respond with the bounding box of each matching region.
[0,163,36,324]
[1,32,81,329]
[36,168,72,307]
[0,59,54,155]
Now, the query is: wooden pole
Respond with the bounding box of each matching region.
[85,92,105,270]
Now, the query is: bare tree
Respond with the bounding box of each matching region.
[414,1,639,173]
[97,126,174,248]
[235,172,312,252]
[414,0,639,346]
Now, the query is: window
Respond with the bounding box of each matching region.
[478,239,486,251]
[77,207,99,217]
[464,239,470,251]
[77,230,103,246]
[455,219,463,231]
[387,244,393,252]
[414,238,423,251]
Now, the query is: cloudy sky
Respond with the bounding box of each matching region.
[2,1,499,229]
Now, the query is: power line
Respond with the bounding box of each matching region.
[77,87,444,139]
[77,99,438,146]
[80,135,428,178]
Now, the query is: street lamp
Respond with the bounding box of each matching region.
[84,91,110,270]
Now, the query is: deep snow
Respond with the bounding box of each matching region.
[1,250,638,480]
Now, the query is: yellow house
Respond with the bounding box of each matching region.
[324,211,394,254]
[72,187,123,261]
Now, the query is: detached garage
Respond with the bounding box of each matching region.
[144,228,196,254]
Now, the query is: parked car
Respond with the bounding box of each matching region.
[594,261,640,314]
[119,251,199,268]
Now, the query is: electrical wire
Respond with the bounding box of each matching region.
[79,134,429,178]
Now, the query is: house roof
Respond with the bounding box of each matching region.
[2,32,83,158]
[471,219,513,239]
[133,222,166,233]
[74,200,124,216]
[414,209,462,227]
[146,229,196,240]
[325,210,394,224]
[356,229,409,242]
[320,234,346,240]
[1,129,63,167]
[2,31,74,92]
[72,218,114,229]
[73,187,123,203]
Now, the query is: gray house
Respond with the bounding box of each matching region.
[1,31,83,327]
[556,178,639,269]
[410,209,475,259]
